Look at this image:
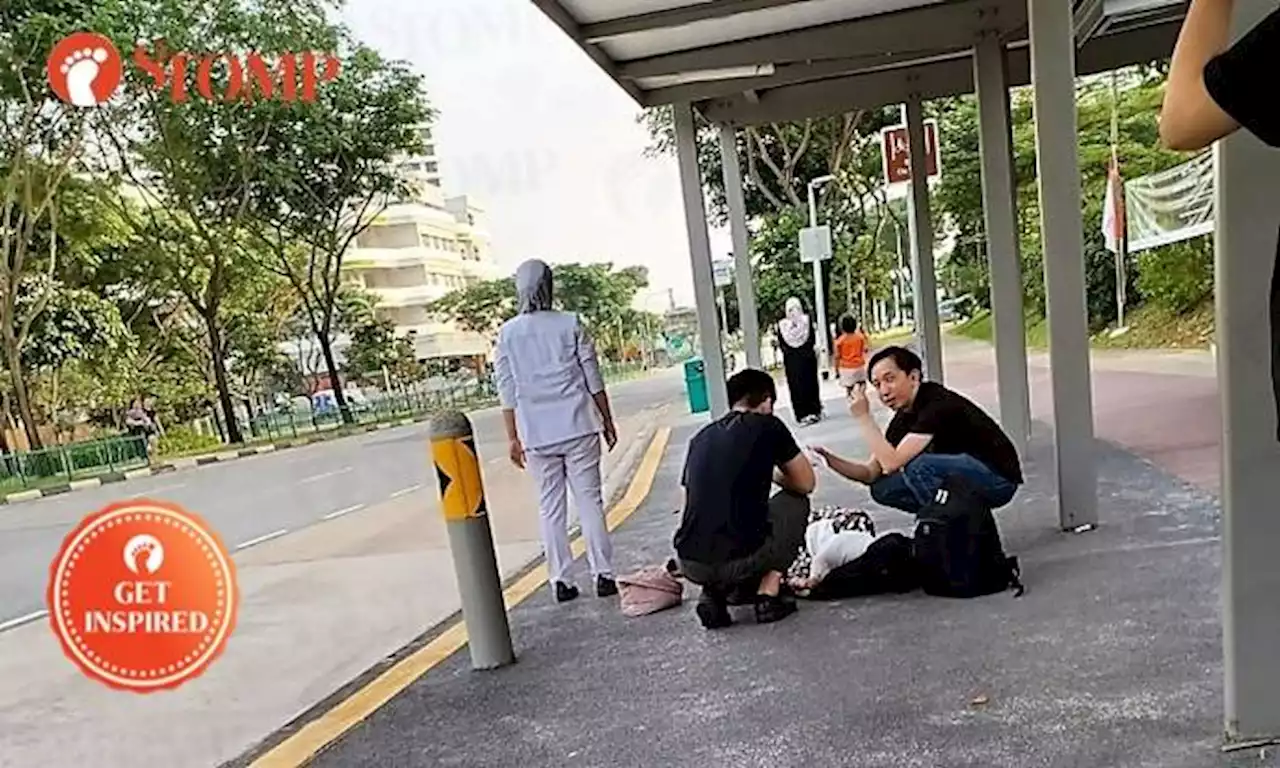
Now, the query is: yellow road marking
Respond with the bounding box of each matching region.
[249,426,671,768]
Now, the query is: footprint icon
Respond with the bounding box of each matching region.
[60,47,110,106]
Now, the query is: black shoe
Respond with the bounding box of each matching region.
[555,582,579,603]
[725,584,757,606]
[754,594,797,624]
[695,592,732,630]
[596,575,618,597]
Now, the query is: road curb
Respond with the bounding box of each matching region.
[0,373,667,510]
[0,417,431,509]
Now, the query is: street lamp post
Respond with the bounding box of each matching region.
[807,174,836,371]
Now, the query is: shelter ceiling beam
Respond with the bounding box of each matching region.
[530,0,645,103]
[618,0,1019,78]
[581,0,812,43]
[699,20,1179,126]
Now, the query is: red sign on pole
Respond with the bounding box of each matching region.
[881,120,940,185]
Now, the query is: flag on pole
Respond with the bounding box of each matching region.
[1102,154,1126,253]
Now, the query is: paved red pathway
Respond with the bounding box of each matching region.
[939,343,1221,493]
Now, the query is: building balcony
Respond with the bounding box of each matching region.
[366,284,449,308]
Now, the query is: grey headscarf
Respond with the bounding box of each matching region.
[515,259,554,314]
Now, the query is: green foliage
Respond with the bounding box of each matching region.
[427,262,651,357]
[156,425,223,457]
[337,285,426,385]
[934,69,1203,329]
[245,31,433,419]
[641,106,914,337]
[427,277,517,337]
[1135,237,1214,314]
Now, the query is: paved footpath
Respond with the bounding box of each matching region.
[0,371,687,768]
[257,339,1277,768]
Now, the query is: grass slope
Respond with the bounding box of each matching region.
[952,299,1215,351]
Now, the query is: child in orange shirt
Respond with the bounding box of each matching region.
[833,315,869,396]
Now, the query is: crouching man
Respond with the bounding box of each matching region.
[814,346,1022,514]
[673,369,816,629]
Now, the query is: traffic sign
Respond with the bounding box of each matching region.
[799,225,833,264]
[881,120,940,185]
[712,259,733,288]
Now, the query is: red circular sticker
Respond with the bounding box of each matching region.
[45,31,123,107]
[46,500,238,693]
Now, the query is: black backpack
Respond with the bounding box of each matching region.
[912,474,1024,598]
[807,532,920,600]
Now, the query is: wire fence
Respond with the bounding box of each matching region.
[218,361,653,445]
[0,434,150,494]
[0,362,655,495]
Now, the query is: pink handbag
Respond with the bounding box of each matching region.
[617,566,684,617]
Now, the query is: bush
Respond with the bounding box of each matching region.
[156,426,222,457]
[1136,237,1214,314]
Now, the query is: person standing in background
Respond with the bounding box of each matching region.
[777,297,823,425]
[833,315,870,397]
[494,259,619,603]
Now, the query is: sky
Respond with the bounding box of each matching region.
[340,0,731,310]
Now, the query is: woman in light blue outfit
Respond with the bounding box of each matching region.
[494,259,620,603]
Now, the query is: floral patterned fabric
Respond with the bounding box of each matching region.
[787,505,876,581]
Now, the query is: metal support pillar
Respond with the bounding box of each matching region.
[973,34,1032,455]
[718,124,762,368]
[903,99,943,382]
[1218,0,1280,739]
[1027,0,1097,528]
[673,102,729,417]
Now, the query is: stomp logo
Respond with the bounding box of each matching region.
[46,499,239,692]
[46,30,340,107]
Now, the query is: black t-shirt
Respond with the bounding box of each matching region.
[884,382,1023,484]
[1204,9,1280,439]
[673,411,802,564]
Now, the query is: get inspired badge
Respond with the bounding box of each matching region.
[46,500,239,692]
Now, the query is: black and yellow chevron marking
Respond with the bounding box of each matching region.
[431,435,487,521]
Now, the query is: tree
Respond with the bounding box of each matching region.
[426,276,517,337]
[640,107,905,337]
[0,0,122,448]
[248,35,432,425]
[933,67,1205,329]
[426,262,652,358]
[94,0,337,444]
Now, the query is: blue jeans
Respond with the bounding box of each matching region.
[870,453,1016,515]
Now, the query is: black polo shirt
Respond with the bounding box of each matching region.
[884,382,1023,484]
[1204,8,1280,439]
[673,411,801,564]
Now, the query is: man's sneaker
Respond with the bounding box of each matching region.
[596,575,618,597]
[695,592,732,630]
[754,594,797,624]
[555,582,579,603]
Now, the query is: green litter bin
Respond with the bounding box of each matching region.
[683,357,709,414]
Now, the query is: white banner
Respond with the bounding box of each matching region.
[1124,150,1215,253]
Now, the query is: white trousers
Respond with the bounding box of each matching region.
[525,433,614,585]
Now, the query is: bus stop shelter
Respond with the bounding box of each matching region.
[531,0,1280,744]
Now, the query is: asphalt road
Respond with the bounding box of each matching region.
[0,369,688,627]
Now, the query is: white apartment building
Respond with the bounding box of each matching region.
[343,181,503,362]
[397,124,442,190]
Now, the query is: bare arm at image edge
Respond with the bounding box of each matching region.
[1163,0,1280,150]
[1162,0,1240,149]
